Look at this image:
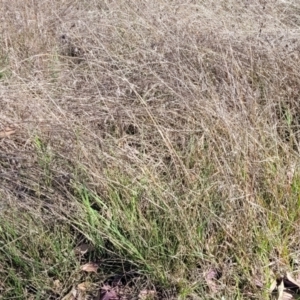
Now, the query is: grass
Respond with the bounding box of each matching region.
[1,0,300,299]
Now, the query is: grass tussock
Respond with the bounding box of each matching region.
[1,0,300,299]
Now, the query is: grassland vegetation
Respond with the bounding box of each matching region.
[1,0,300,299]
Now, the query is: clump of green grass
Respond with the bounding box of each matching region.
[1,0,300,299]
[0,210,77,298]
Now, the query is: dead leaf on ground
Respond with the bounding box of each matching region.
[285,272,300,291]
[204,268,220,293]
[53,279,61,292]
[77,282,91,291]
[280,291,294,300]
[278,279,294,300]
[62,285,88,300]
[80,262,99,273]
[278,279,285,300]
[98,285,119,300]
[270,272,300,300]
[0,127,16,138]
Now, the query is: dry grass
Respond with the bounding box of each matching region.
[1,0,300,299]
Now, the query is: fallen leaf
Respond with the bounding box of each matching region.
[77,282,91,291]
[284,272,300,291]
[270,273,300,300]
[99,285,118,300]
[81,262,98,273]
[53,279,61,292]
[281,290,294,300]
[277,278,285,300]
[204,268,220,293]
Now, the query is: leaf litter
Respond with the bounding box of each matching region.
[270,272,300,300]
[204,267,222,294]
[96,285,119,300]
[81,262,99,273]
